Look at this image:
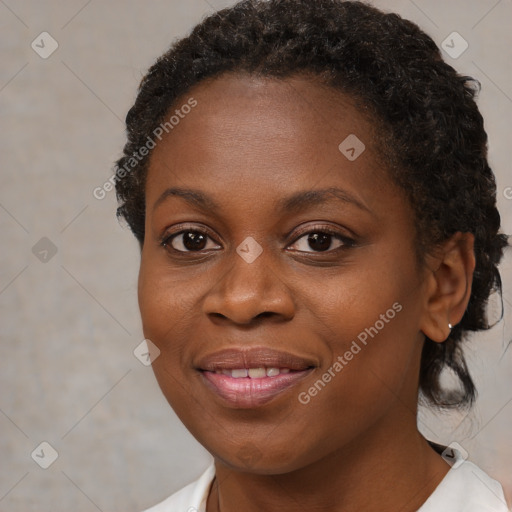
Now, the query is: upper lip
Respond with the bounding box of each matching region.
[196,347,318,372]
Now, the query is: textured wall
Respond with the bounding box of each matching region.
[1,1,511,510]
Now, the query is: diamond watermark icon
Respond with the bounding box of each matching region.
[339,134,366,161]
[441,441,468,469]
[236,237,263,264]
[32,237,58,263]
[31,32,59,59]
[441,32,468,59]
[31,441,59,469]
[134,339,161,366]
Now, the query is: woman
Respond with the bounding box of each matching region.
[114,1,510,510]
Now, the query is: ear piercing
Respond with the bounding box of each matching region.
[448,323,453,330]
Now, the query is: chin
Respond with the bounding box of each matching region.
[210,445,313,475]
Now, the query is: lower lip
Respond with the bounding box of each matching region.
[200,369,314,408]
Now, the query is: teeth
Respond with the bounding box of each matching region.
[216,367,293,378]
[231,368,248,378]
[248,367,266,378]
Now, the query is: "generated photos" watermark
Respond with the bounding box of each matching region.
[93,97,197,201]
[298,301,403,404]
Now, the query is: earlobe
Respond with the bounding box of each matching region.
[419,233,475,343]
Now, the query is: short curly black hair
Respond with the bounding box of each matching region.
[114,0,509,410]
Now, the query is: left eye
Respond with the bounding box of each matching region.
[289,231,351,253]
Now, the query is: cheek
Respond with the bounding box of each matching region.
[292,260,421,407]
[138,252,201,337]
[137,255,203,414]
[295,256,413,346]
[138,256,185,375]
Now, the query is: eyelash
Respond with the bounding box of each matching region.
[160,224,356,256]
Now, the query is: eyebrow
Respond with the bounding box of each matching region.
[153,186,374,216]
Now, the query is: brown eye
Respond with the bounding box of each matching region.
[289,229,354,253]
[164,230,220,252]
[305,233,333,252]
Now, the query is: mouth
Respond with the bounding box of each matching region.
[196,347,317,408]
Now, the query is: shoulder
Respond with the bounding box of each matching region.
[141,464,216,512]
[419,447,509,512]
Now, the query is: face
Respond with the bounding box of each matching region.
[138,74,429,474]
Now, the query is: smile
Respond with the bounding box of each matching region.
[196,347,317,408]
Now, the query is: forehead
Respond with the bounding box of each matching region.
[161,73,375,154]
[145,73,402,224]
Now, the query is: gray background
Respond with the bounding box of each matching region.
[1,1,511,510]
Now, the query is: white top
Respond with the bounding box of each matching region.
[142,449,509,512]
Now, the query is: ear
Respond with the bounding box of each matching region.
[419,233,476,343]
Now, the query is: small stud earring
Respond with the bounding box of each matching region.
[448,323,453,330]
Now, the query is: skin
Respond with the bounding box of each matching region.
[138,74,475,511]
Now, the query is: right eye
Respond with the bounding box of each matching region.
[162,229,221,253]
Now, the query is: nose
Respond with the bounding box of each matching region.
[202,248,295,325]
